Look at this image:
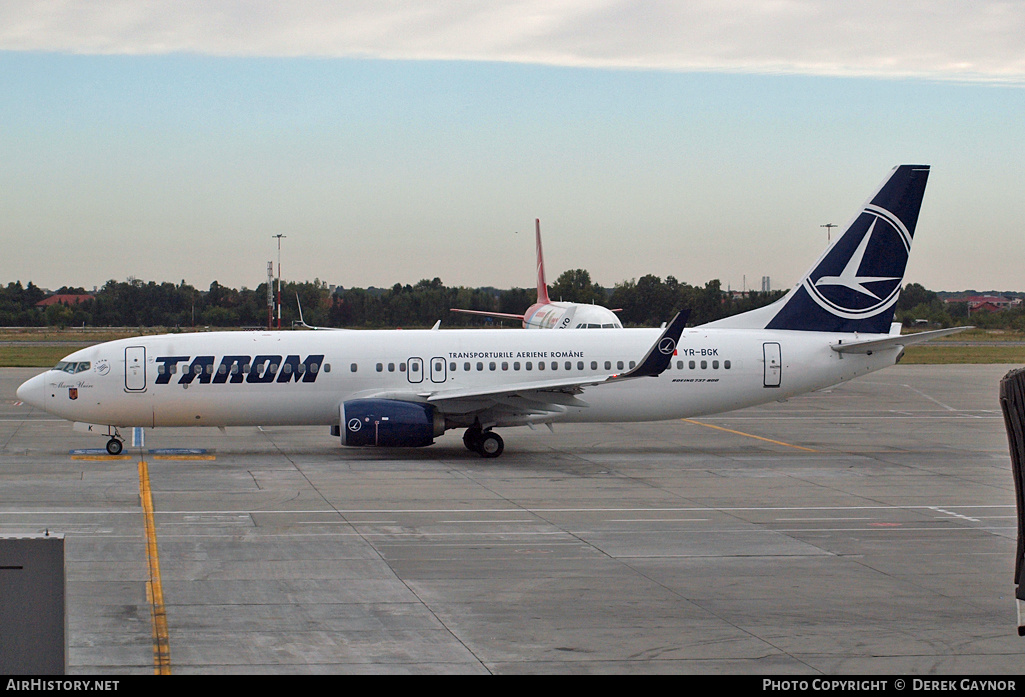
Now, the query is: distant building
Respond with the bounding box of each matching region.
[944,295,1020,313]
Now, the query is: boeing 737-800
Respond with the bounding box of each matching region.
[450,219,622,329]
[17,165,964,458]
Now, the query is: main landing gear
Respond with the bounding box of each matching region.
[463,424,504,458]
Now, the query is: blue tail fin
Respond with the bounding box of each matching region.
[764,164,930,333]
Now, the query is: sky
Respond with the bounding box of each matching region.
[1,2,1024,295]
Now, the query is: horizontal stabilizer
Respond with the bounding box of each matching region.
[831,326,972,354]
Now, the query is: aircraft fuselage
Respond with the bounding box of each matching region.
[19,326,896,430]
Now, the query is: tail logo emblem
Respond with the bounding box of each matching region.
[658,338,677,355]
[805,205,911,320]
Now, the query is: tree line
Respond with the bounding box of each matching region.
[1,270,789,329]
[895,282,1025,331]
[3,274,1013,331]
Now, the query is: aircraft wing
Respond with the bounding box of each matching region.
[354,311,688,420]
[831,326,972,354]
[450,308,526,321]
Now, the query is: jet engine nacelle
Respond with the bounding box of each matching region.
[340,399,445,447]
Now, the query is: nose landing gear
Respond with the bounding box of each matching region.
[105,436,124,455]
[103,427,125,455]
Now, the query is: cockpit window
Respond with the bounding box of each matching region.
[54,361,91,374]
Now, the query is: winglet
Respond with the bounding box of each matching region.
[612,310,690,380]
[555,304,577,329]
[296,293,313,329]
[295,292,347,331]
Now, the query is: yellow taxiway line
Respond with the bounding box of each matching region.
[680,418,818,452]
[138,459,172,675]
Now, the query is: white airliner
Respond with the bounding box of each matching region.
[17,165,965,458]
[450,219,623,329]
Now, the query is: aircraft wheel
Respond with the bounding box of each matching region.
[106,438,124,455]
[477,431,504,459]
[463,426,482,452]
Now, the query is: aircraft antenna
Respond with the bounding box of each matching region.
[821,223,837,243]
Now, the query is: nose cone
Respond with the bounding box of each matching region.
[16,373,47,411]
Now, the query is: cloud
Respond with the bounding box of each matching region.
[2,1,1024,82]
